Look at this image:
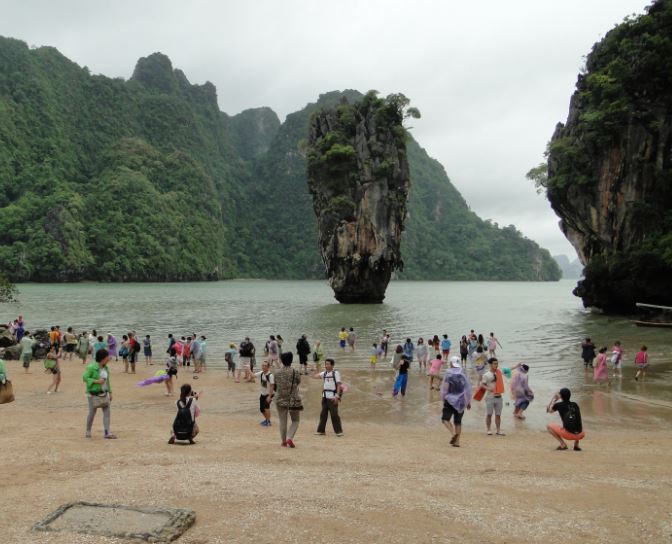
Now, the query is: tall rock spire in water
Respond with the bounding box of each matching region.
[306,92,418,303]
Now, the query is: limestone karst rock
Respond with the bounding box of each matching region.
[545,0,672,312]
[306,92,414,303]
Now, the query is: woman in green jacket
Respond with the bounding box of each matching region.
[312,340,324,373]
[82,348,116,439]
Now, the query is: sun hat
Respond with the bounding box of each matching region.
[449,356,461,368]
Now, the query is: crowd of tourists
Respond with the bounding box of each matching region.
[0,316,654,452]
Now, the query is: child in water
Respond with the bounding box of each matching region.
[634,345,649,381]
[593,347,609,384]
[610,341,623,377]
[369,343,380,370]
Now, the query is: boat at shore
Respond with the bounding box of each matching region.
[634,303,672,328]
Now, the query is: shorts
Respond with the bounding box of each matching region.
[22,355,31,368]
[460,352,467,362]
[259,394,270,413]
[144,348,152,357]
[515,400,530,411]
[339,340,346,348]
[50,366,61,375]
[65,344,76,353]
[442,350,450,357]
[486,395,503,416]
[239,356,251,369]
[369,356,377,364]
[636,363,648,369]
[299,354,308,365]
[167,367,178,377]
[548,423,585,441]
[227,361,235,372]
[441,401,463,425]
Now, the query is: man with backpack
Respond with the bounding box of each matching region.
[313,358,344,436]
[255,360,275,426]
[440,357,472,447]
[546,388,585,451]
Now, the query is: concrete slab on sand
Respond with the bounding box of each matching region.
[33,502,195,543]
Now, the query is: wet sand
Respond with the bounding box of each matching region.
[1,359,671,543]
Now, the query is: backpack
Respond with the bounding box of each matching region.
[224,352,233,364]
[447,372,465,395]
[261,372,273,390]
[564,402,582,434]
[173,398,194,440]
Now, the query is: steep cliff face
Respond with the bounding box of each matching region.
[546,0,672,312]
[306,92,412,303]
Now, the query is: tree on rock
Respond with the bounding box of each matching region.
[0,273,17,303]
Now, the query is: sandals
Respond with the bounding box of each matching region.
[556,445,568,451]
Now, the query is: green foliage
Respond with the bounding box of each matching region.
[546,0,672,190]
[0,40,559,282]
[0,272,17,302]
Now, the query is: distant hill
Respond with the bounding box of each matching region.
[0,37,561,282]
[553,255,583,279]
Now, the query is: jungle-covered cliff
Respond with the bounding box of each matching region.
[544,0,672,312]
[0,37,560,282]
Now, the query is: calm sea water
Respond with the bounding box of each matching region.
[5,279,672,423]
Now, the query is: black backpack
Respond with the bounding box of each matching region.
[564,402,582,434]
[173,398,194,440]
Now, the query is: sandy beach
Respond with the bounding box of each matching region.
[1,359,671,544]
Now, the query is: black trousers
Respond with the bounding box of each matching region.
[317,397,343,434]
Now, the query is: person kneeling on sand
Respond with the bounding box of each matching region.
[546,387,585,451]
[440,357,472,447]
[169,384,200,444]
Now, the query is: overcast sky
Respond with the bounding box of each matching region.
[1,0,650,258]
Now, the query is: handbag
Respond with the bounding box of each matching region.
[91,392,110,409]
[0,380,15,404]
[288,370,303,411]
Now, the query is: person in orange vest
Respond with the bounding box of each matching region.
[482,357,507,436]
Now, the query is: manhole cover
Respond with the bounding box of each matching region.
[33,502,195,542]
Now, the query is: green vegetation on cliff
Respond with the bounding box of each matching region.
[0,37,560,282]
[541,0,672,311]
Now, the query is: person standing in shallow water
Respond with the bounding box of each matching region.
[441,357,472,447]
[347,327,356,352]
[593,347,609,384]
[634,345,649,381]
[338,328,348,351]
[416,337,428,373]
[581,338,596,369]
[381,330,390,357]
[393,355,410,398]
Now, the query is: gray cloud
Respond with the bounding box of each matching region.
[1,0,648,257]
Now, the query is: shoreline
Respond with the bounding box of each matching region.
[1,363,670,543]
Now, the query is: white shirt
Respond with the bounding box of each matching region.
[319,370,341,399]
[255,371,275,395]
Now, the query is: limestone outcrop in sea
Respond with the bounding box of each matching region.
[306,92,413,303]
[545,0,672,313]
